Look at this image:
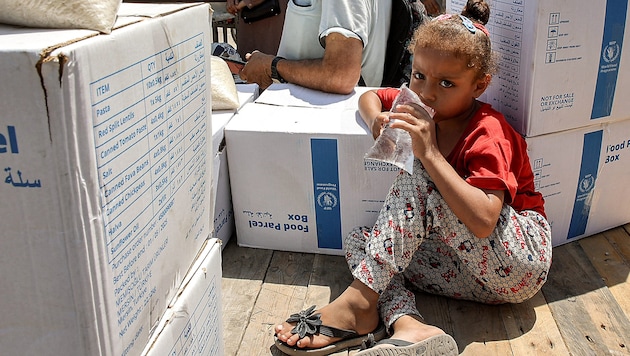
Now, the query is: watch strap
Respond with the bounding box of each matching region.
[271,56,287,83]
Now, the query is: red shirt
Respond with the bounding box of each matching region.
[376,88,546,217]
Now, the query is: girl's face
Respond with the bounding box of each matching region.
[409,46,489,122]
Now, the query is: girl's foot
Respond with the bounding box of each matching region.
[274,280,381,349]
[389,314,446,343]
[355,315,457,356]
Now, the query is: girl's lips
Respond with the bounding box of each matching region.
[419,101,436,118]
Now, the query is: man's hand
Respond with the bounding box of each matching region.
[421,0,442,16]
[240,51,275,91]
[239,33,363,94]
[226,0,240,15]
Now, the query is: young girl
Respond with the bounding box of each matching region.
[274,1,552,355]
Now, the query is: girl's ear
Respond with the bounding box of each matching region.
[473,74,491,98]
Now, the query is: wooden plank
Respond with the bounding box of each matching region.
[579,229,630,316]
[542,242,630,355]
[221,239,274,356]
[606,225,630,265]
[239,251,316,356]
[447,299,513,355]
[500,291,570,354]
[306,254,353,305]
[414,292,456,341]
[306,255,355,356]
[220,227,630,355]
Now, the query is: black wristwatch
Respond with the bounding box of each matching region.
[271,56,287,83]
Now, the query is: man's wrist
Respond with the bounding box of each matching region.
[271,56,287,83]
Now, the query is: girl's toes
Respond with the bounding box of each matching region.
[274,324,284,333]
[276,333,287,343]
[277,329,293,343]
[296,335,316,348]
[286,333,302,346]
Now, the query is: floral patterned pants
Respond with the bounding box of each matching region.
[345,160,552,330]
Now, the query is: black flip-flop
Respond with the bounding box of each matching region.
[274,305,387,356]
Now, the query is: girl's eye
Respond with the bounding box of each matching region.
[439,80,454,88]
[412,72,425,80]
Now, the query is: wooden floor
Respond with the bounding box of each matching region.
[220,224,630,355]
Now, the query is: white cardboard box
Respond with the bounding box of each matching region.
[225,86,400,255]
[254,83,371,110]
[527,119,630,246]
[448,0,630,136]
[211,84,259,157]
[0,4,213,356]
[212,149,235,249]
[210,84,258,248]
[141,239,223,356]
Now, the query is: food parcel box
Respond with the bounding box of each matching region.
[448,0,630,137]
[0,3,213,356]
[211,84,258,248]
[225,99,400,255]
[141,239,223,356]
[527,118,630,246]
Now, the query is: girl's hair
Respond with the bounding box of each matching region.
[408,0,495,78]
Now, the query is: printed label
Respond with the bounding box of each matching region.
[89,32,209,353]
[311,138,342,249]
[591,0,628,118]
[567,130,603,239]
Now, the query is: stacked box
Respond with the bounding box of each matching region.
[0,4,213,355]
[210,84,259,248]
[449,0,630,137]
[446,0,630,244]
[225,85,400,255]
[141,239,223,356]
[527,120,630,246]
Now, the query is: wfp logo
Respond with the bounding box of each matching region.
[578,174,596,194]
[317,191,338,211]
[602,41,620,63]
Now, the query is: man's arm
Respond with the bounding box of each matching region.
[240,32,363,94]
